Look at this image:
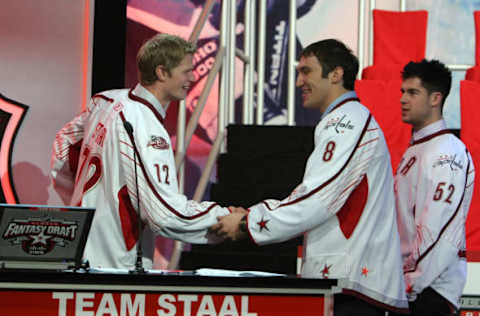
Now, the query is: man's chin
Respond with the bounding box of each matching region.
[172,94,187,102]
[302,101,317,109]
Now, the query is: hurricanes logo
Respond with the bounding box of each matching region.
[147,135,169,150]
[2,218,78,255]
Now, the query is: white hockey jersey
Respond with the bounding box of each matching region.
[51,84,229,269]
[394,119,475,309]
[246,93,409,311]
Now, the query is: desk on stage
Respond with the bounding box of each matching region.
[0,270,339,316]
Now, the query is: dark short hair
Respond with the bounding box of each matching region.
[300,39,359,90]
[402,59,452,108]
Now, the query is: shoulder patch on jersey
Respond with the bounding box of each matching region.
[147,135,169,150]
[324,114,355,134]
[432,154,464,171]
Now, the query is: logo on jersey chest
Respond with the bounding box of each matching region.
[324,115,354,134]
[147,135,169,150]
[433,154,464,171]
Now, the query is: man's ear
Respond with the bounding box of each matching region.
[329,66,344,85]
[430,91,443,109]
[155,65,169,82]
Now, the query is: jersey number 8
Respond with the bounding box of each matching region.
[323,141,336,162]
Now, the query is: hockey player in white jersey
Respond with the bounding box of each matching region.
[212,39,408,315]
[393,59,475,315]
[51,34,231,269]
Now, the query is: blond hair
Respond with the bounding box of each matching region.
[137,34,196,85]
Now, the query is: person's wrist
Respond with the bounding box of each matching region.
[239,214,247,233]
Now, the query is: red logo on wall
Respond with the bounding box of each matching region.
[0,94,29,203]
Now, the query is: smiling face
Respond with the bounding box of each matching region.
[296,55,333,112]
[160,53,195,103]
[400,77,442,131]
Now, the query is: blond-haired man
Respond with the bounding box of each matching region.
[51,34,230,269]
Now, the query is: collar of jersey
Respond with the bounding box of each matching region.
[132,84,167,118]
[411,119,447,143]
[321,90,359,120]
[128,84,166,123]
[411,119,452,146]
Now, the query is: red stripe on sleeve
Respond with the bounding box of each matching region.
[118,185,139,251]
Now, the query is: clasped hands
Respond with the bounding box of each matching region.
[209,206,248,241]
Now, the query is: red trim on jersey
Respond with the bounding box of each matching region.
[405,149,471,273]
[262,201,273,211]
[279,114,372,208]
[128,88,164,124]
[358,137,379,148]
[330,97,360,113]
[92,94,114,103]
[411,129,454,146]
[118,185,139,251]
[118,111,218,220]
[336,175,368,239]
[342,289,409,314]
[68,139,83,174]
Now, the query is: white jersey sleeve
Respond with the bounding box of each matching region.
[116,110,230,244]
[51,113,89,204]
[51,96,110,203]
[246,104,373,245]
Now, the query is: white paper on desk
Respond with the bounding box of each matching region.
[86,268,194,275]
[195,268,285,277]
[87,268,131,274]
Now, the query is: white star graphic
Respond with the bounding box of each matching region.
[30,231,52,246]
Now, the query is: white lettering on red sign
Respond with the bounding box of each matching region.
[157,294,257,316]
[53,292,145,316]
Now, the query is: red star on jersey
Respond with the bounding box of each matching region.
[361,266,369,277]
[321,264,332,278]
[406,285,413,294]
[257,217,270,232]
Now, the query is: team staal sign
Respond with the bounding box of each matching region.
[0,291,326,316]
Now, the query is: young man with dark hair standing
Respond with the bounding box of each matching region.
[393,59,475,315]
[212,39,409,315]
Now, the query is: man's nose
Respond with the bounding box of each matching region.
[296,75,303,87]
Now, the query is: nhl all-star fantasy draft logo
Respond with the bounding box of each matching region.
[2,217,78,255]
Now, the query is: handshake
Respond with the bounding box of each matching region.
[209,207,249,241]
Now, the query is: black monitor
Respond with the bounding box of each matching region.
[0,204,94,270]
